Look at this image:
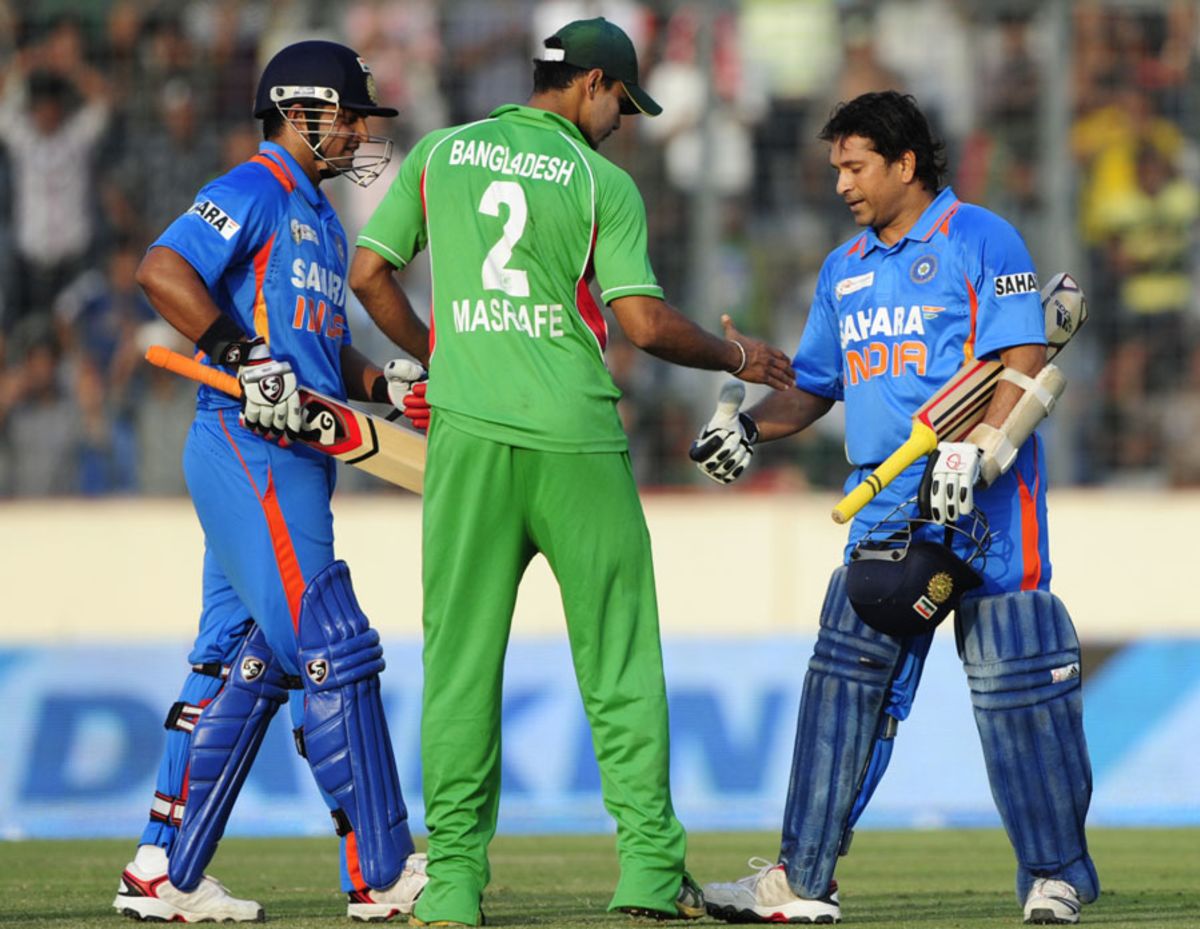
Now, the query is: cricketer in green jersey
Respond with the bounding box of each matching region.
[349,17,794,926]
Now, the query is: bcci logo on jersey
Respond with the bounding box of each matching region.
[909,254,938,284]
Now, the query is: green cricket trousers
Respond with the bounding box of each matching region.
[414,416,688,924]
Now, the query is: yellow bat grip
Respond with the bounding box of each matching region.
[831,423,939,524]
[145,345,242,398]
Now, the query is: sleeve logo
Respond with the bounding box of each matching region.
[187,200,242,240]
[994,272,1038,297]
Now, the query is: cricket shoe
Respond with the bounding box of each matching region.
[113,844,264,922]
[704,857,840,924]
[1023,878,1081,925]
[348,852,429,921]
[619,872,705,920]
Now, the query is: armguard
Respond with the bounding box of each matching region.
[967,363,1066,487]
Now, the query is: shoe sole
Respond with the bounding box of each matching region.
[349,905,408,922]
[706,903,839,924]
[1025,909,1079,926]
[619,905,704,921]
[115,902,265,923]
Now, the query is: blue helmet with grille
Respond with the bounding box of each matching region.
[254,40,398,118]
[846,500,991,637]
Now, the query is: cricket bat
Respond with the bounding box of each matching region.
[830,272,1087,524]
[145,345,425,493]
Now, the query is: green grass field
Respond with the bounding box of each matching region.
[2,829,1196,928]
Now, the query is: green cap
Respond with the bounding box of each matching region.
[538,17,661,117]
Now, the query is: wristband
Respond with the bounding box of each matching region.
[196,315,248,366]
[728,339,747,375]
[739,412,759,444]
[370,374,390,403]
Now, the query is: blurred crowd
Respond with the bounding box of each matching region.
[0,0,1197,497]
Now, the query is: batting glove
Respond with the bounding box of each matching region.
[689,381,758,485]
[919,441,983,524]
[237,339,302,445]
[383,359,430,432]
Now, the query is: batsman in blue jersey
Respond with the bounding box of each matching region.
[693,93,1098,925]
[113,42,431,923]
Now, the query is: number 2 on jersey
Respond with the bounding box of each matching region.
[479,181,530,297]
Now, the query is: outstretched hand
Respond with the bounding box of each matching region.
[689,381,758,485]
[721,315,794,391]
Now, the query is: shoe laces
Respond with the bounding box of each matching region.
[738,856,782,889]
[1031,878,1077,900]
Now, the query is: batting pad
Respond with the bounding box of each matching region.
[957,590,1100,904]
[780,567,904,898]
[169,624,291,892]
[298,560,414,891]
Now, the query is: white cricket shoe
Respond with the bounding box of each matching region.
[113,844,264,922]
[704,857,840,924]
[1024,878,1081,924]
[348,852,429,921]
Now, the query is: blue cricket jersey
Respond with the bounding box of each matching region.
[794,186,1046,467]
[152,141,353,409]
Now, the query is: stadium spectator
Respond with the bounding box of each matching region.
[52,238,156,494]
[109,77,223,241]
[0,320,79,496]
[0,15,111,335]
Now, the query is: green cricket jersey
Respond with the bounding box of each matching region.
[357,104,663,452]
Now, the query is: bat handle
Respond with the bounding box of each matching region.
[831,424,938,525]
[145,345,242,398]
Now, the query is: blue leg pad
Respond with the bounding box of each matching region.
[781,567,905,898]
[956,590,1099,904]
[847,632,934,829]
[168,625,291,891]
[298,560,414,891]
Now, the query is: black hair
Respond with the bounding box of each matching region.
[819,91,947,193]
[261,107,285,140]
[27,69,70,104]
[531,59,618,96]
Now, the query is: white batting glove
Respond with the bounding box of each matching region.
[920,441,983,524]
[383,358,430,431]
[689,381,758,485]
[238,339,302,444]
[383,359,426,407]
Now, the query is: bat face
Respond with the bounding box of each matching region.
[298,392,364,453]
[913,358,1002,442]
[301,388,425,490]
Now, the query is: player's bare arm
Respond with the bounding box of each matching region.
[137,246,305,443]
[339,345,384,402]
[747,386,835,443]
[690,383,834,485]
[610,294,794,390]
[348,247,430,365]
[135,246,226,341]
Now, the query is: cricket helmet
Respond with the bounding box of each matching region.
[254,40,397,187]
[846,500,990,637]
[254,40,398,118]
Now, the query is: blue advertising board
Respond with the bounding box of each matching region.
[1,636,1196,839]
